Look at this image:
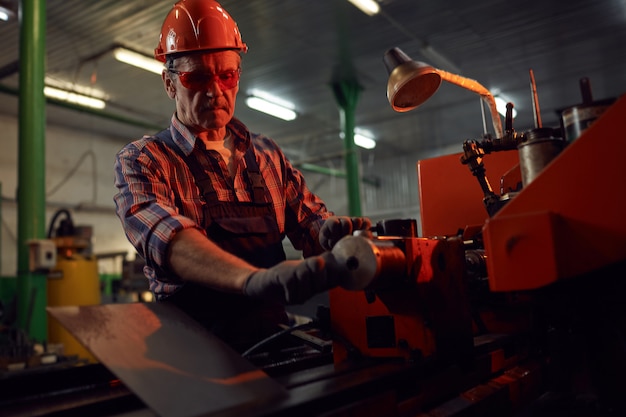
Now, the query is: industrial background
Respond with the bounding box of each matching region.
[1,0,625,271]
[0,0,625,416]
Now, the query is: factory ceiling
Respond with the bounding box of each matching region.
[0,0,625,166]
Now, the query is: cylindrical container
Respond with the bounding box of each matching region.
[560,97,616,142]
[48,253,101,363]
[518,127,567,186]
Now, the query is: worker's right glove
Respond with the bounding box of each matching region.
[243,252,343,305]
[319,216,372,251]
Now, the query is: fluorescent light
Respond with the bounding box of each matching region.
[245,90,297,121]
[113,47,163,74]
[246,97,297,121]
[341,129,377,149]
[354,134,376,149]
[0,6,15,21]
[495,96,517,118]
[44,86,106,109]
[347,0,380,16]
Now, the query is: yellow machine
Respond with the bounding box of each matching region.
[46,209,100,363]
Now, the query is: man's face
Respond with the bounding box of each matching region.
[162,50,241,133]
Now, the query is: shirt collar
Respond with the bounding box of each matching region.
[169,114,250,155]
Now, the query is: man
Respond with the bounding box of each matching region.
[114,0,370,351]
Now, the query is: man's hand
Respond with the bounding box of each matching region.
[319,216,371,251]
[243,252,343,305]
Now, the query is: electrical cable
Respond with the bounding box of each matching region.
[241,321,316,358]
[46,149,97,204]
[46,208,72,238]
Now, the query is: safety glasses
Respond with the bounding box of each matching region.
[169,68,241,91]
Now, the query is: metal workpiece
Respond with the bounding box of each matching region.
[332,235,406,290]
[331,218,421,291]
[47,303,285,417]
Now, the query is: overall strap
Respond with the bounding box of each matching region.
[155,129,269,204]
[243,146,268,203]
[155,129,219,204]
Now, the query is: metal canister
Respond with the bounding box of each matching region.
[560,97,616,142]
[518,127,567,186]
[559,77,616,142]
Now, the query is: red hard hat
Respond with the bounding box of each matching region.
[154,0,248,62]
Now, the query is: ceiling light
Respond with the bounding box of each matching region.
[44,76,108,98]
[354,134,376,149]
[495,96,517,118]
[245,90,297,121]
[44,86,106,109]
[113,47,163,74]
[347,0,380,16]
[341,129,377,149]
[0,6,15,21]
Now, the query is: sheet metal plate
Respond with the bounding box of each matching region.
[47,303,286,417]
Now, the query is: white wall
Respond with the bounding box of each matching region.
[0,113,135,277]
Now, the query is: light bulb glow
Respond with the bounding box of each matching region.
[44,86,106,109]
[347,0,380,16]
[113,47,164,74]
[246,96,297,121]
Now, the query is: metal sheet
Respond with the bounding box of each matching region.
[47,303,286,417]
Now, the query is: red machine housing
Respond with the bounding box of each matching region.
[329,236,474,364]
[329,95,625,368]
[483,95,626,291]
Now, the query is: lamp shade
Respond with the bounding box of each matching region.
[384,47,442,112]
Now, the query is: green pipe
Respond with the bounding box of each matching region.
[331,79,363,216]
[298,163,345,178]
[17,0,47,341]
[0,183,2,273]
[296,163,379,187]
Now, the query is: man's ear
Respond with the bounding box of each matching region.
[162,71,176,99]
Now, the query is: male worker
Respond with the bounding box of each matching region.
[114,0,370,351]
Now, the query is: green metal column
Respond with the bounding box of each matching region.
[17,0,48,340]
[332,79,363,216]
[0,182,2,273]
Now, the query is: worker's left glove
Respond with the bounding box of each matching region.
[243,252,345,305]
[319,216,371,251]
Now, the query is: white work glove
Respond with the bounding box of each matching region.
[243,252,343,305]
[319,216,372,251]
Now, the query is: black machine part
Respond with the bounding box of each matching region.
[559,77,616,143]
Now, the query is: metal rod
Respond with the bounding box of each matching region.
[580,77,593,104]
[529,69,542,128]
[479,97,488,136]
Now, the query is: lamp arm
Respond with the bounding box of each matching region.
[437,70,503,138]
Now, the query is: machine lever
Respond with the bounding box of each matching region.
[505,102,514,132]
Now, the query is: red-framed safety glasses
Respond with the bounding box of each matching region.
[169,68,241,91]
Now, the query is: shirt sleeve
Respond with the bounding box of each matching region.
[113,139,202,280]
